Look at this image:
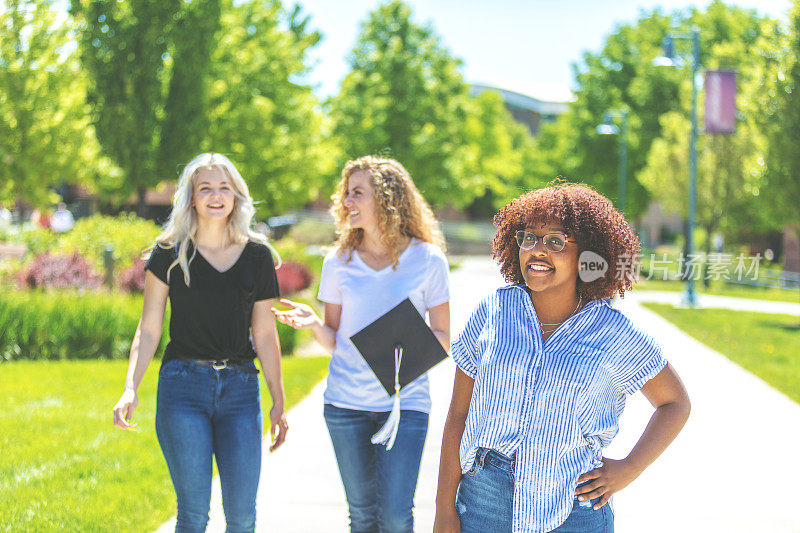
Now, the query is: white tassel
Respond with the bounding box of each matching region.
[371,345,403,450]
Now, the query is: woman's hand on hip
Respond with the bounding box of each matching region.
[268,403,289,452]
[433,507,461,533]
[271,299,321,330]
[112,389,139,430]
[575,457,639,510]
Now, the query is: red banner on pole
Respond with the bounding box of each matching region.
[705,70,736,134]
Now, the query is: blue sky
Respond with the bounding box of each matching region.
[296,0,791,100]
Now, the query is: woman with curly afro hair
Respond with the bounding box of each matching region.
[434,183,690,533]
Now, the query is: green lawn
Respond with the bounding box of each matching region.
[643,303,800,403]
[635,278,799,303]
[0,356,330,533]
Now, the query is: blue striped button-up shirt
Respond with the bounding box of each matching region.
[452,285,667,533]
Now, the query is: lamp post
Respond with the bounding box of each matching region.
[654,27,700,308]
[596,109,629,216]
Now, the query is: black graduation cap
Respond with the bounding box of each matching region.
[350,297,448,398]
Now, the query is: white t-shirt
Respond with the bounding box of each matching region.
[318,239,450,413]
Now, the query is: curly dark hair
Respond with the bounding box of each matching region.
[492,181,641,300]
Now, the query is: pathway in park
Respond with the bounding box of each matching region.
[157,257,800,533]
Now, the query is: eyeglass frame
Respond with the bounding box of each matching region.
[514,230,574,252]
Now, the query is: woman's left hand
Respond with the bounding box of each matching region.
[271,299,321,330]
[575,457,639,510]
[268,404,289,452]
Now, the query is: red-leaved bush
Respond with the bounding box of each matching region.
[276,261,313,295]
[117,257,147,293]
[17,251,103,290]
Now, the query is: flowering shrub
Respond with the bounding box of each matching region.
[14,227,60,257]
[276,260,313,295]
[57,213,161,271]
[117,257,147,293]
[17,252,103,290]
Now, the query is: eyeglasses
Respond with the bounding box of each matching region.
[515,230,572,252]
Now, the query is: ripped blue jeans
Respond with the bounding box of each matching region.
[456,447,614,532]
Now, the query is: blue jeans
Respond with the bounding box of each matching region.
[156,359,262,533]
[456,448,614,533]
[323,404,429,533]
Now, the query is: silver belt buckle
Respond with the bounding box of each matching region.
[211,360,228,370]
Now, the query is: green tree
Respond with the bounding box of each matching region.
[532,1,772,221]
[157,1,221,180]
[0,0,113,207]
[329,1,470,207]
[532,10,678,218]
[639,110,765,248]
[639,8,777,233]
[204,0,337,214]
[760,1,800,230]
[69,0,220,213]
[457,90,546,216]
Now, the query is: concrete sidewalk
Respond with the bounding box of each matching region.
[157,257,800,532]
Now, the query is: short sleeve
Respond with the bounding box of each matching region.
[317,252,342,304]
[611,319,668,395]
[424,246,450,309]
[255,244,280,301]
[450,297,489,379]
[144,244,174,285]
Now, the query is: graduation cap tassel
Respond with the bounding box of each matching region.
[371,345,403,450]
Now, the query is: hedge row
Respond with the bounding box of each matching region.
[0,290,297,361]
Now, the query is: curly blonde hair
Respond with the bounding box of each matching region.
[331,156,445,267]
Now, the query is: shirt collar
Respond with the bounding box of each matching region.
[502,283,611,310]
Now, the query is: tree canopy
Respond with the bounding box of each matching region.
[531,1,780,226]
[69,0,335,214]
[1,0,113,207]
[329,1,543,210]
[328,1,469,206]
[69,0,188,212]
[638,3,777,238]
[204,0,338,214]
[759,1,800,229]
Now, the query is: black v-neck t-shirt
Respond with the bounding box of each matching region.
[145,241,280,363]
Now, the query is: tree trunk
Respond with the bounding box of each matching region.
[136,186,147,218]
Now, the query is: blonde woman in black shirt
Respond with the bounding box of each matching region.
[112,153,288,533]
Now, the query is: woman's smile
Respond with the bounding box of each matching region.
[526,260,555,275]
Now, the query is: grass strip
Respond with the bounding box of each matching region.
[0,356,330,532]
[643,303,800,404]
[636,278,799,303]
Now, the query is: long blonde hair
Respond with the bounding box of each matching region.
[331,156,444,267]
[152,152,281,286]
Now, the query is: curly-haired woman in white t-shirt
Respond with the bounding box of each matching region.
[273,156,451,533]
